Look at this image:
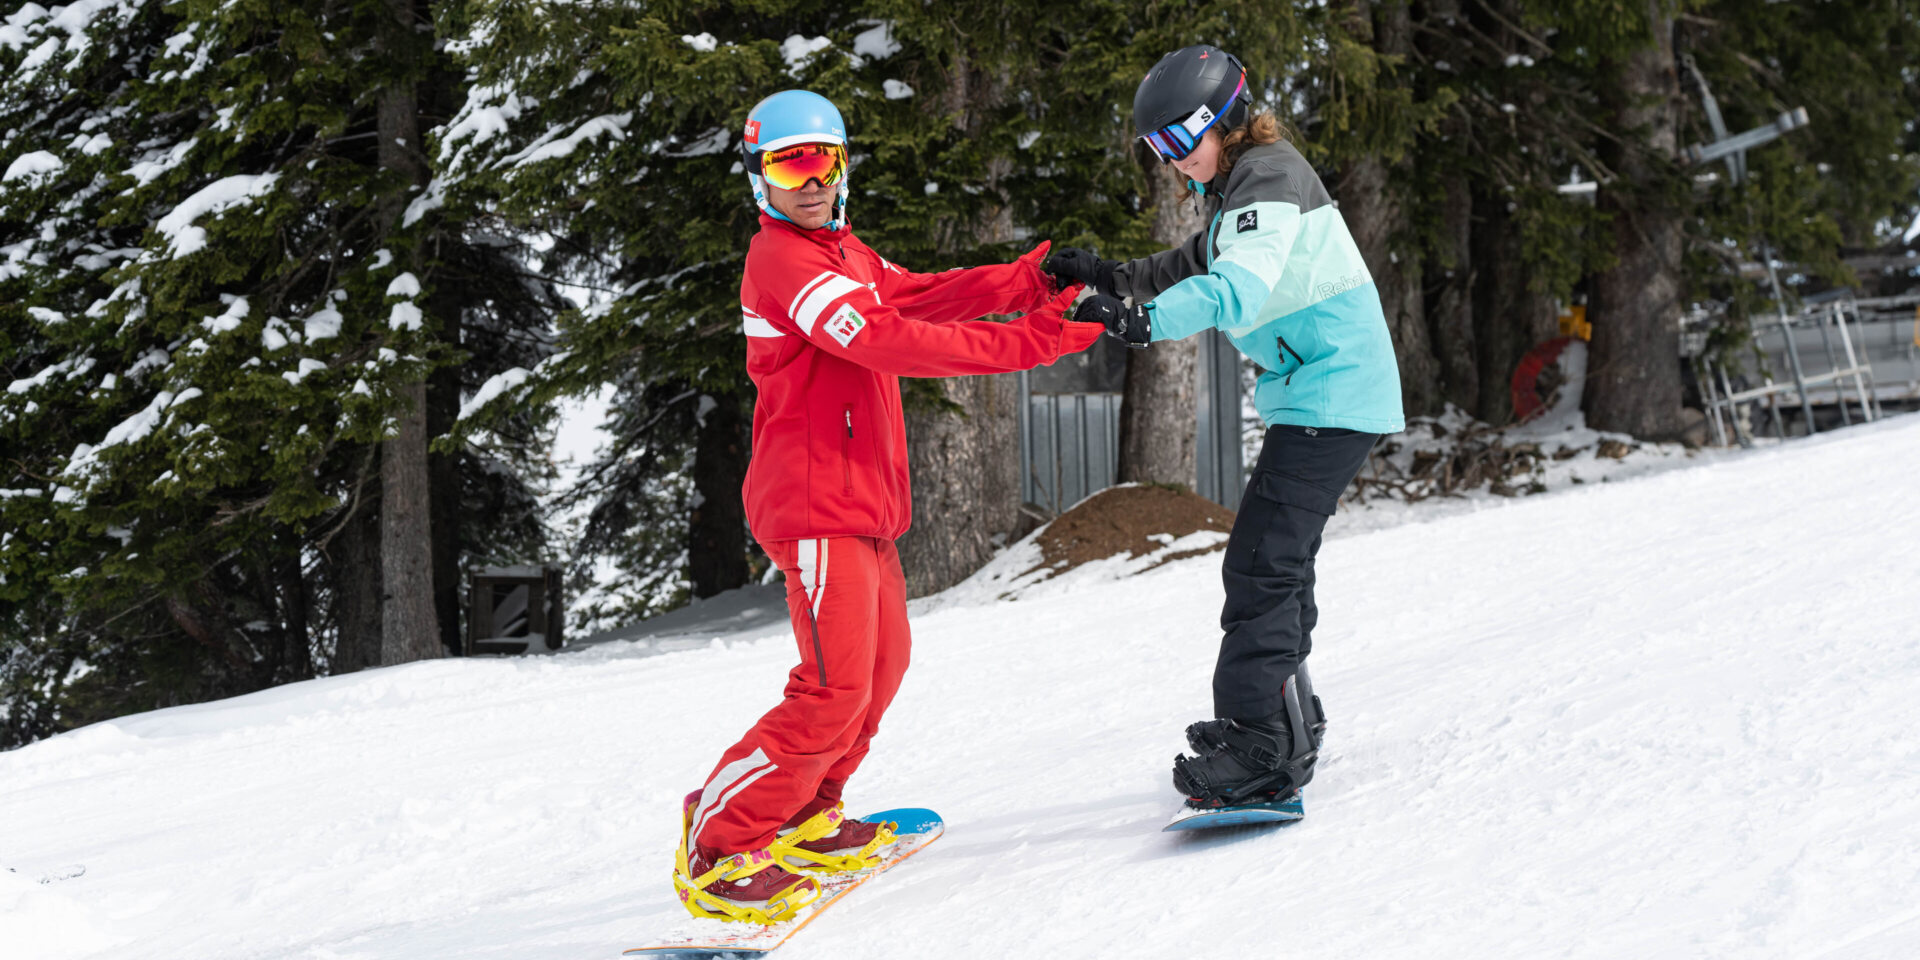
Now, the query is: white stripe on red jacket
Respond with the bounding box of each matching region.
[739,214,1096,543]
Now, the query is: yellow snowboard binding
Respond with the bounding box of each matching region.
[776,804,898,874]
[672,795,844,924]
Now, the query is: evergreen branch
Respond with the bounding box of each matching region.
[313,444,378,556]
[563,387,697,498]
[1472,0,1555,57]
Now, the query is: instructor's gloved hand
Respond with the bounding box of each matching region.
[1073,293,1151,348]
[1043,247,1119,297]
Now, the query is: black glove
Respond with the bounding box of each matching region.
[1073,293,1151,348]
[1043,247,1119,297]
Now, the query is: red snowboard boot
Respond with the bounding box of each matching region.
[777,803,896,873]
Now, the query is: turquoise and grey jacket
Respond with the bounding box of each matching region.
[1113,140,1405,434]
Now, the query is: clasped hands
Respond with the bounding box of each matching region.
[1043,247,1149,348]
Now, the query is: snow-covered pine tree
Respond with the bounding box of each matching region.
[0,0,556,745]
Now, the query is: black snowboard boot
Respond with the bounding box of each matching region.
[1186,662,1327,755]
[1173,672,1322,808]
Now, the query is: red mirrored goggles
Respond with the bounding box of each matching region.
[759,142,847,190]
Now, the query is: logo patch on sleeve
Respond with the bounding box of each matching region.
[1236,210,1258,232]
[823,302,868,347]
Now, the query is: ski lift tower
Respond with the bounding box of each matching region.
[1680,56,1878,446]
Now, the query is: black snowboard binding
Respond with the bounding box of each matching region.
[1173,669,1324,809]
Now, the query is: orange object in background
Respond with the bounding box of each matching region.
[1558,304,1591,341]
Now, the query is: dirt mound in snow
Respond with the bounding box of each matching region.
[1031,484,1236,577]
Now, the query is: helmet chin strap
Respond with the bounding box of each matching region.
[748,172,849,231]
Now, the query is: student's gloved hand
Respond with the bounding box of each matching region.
[1023,283,1103,358]
[1073,293,1150,347]
[1043,247,1119,297]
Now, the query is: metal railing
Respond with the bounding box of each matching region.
[1691,292,1887,447]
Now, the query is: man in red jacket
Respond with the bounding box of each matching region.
[672,90,1100,924]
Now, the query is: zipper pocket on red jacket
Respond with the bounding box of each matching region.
[841,406,854,495]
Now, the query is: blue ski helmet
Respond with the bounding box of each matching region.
[742,90,849,229]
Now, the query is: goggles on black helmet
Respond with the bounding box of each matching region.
[1142,72,1246,163]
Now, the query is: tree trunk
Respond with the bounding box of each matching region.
[374,12,440,664]
[380,382,441,663]
[1428,171,1479,415]
[688,392,750,599]
[1118,159,1199,487]
[1470,191,1560,424]
[330,494,384,673]
[1341,0,1441,419]
[898,374,1022,597]
[1585,2,1687,439]
[428,300,463,655]
[272,536,310,682]
[1342,155,1438,418]
[895,59,1025,597]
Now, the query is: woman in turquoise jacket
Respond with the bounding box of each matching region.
[1048,44,1404,813]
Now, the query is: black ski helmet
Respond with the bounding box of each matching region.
[1133,45,1251,160]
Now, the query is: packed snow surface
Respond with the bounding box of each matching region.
[7,414,1920,959]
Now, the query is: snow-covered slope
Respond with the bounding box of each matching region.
[7,415,1920,960]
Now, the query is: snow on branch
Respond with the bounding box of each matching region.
[781,35,830,76]
[3,150,62,184]
[852,22,899,60]
[153,174,279,258]
[61,387,179,486]
[459,367,532,423]
[456,351,572,425]
[496,114,633,171]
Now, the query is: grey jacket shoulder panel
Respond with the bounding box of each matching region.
[1219,140,1331,214]
[1110,140,1329,303]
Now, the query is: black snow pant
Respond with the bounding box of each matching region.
[1214,424,1379,720]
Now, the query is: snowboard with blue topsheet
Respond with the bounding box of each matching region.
[1163,791,1304,831]
[624,808,943,958]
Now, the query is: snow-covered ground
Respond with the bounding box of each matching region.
[7,414,1920,960]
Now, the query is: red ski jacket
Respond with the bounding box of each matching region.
[739,214,1096,543]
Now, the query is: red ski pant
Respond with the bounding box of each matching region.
[689,536,911,858]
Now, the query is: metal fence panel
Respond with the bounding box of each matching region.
[1021,392,1121,513]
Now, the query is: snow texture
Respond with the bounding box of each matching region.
[498,115,632,171]
[280,358,326,385]
[385,272,421,298]
[60,389,176,481]
[303,306,343,342]
[3,150,62,183]
[152,174,278,259]
[402,176,446,228]
[200,295,248,335]
[388,302,423,332]
[681,32,717,52]
[852,23,899,60]
[5,414,1920,959]
[125,138,197,188]
[882,79,914,100]
[781,34,831,76]
[459,366,531,421]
